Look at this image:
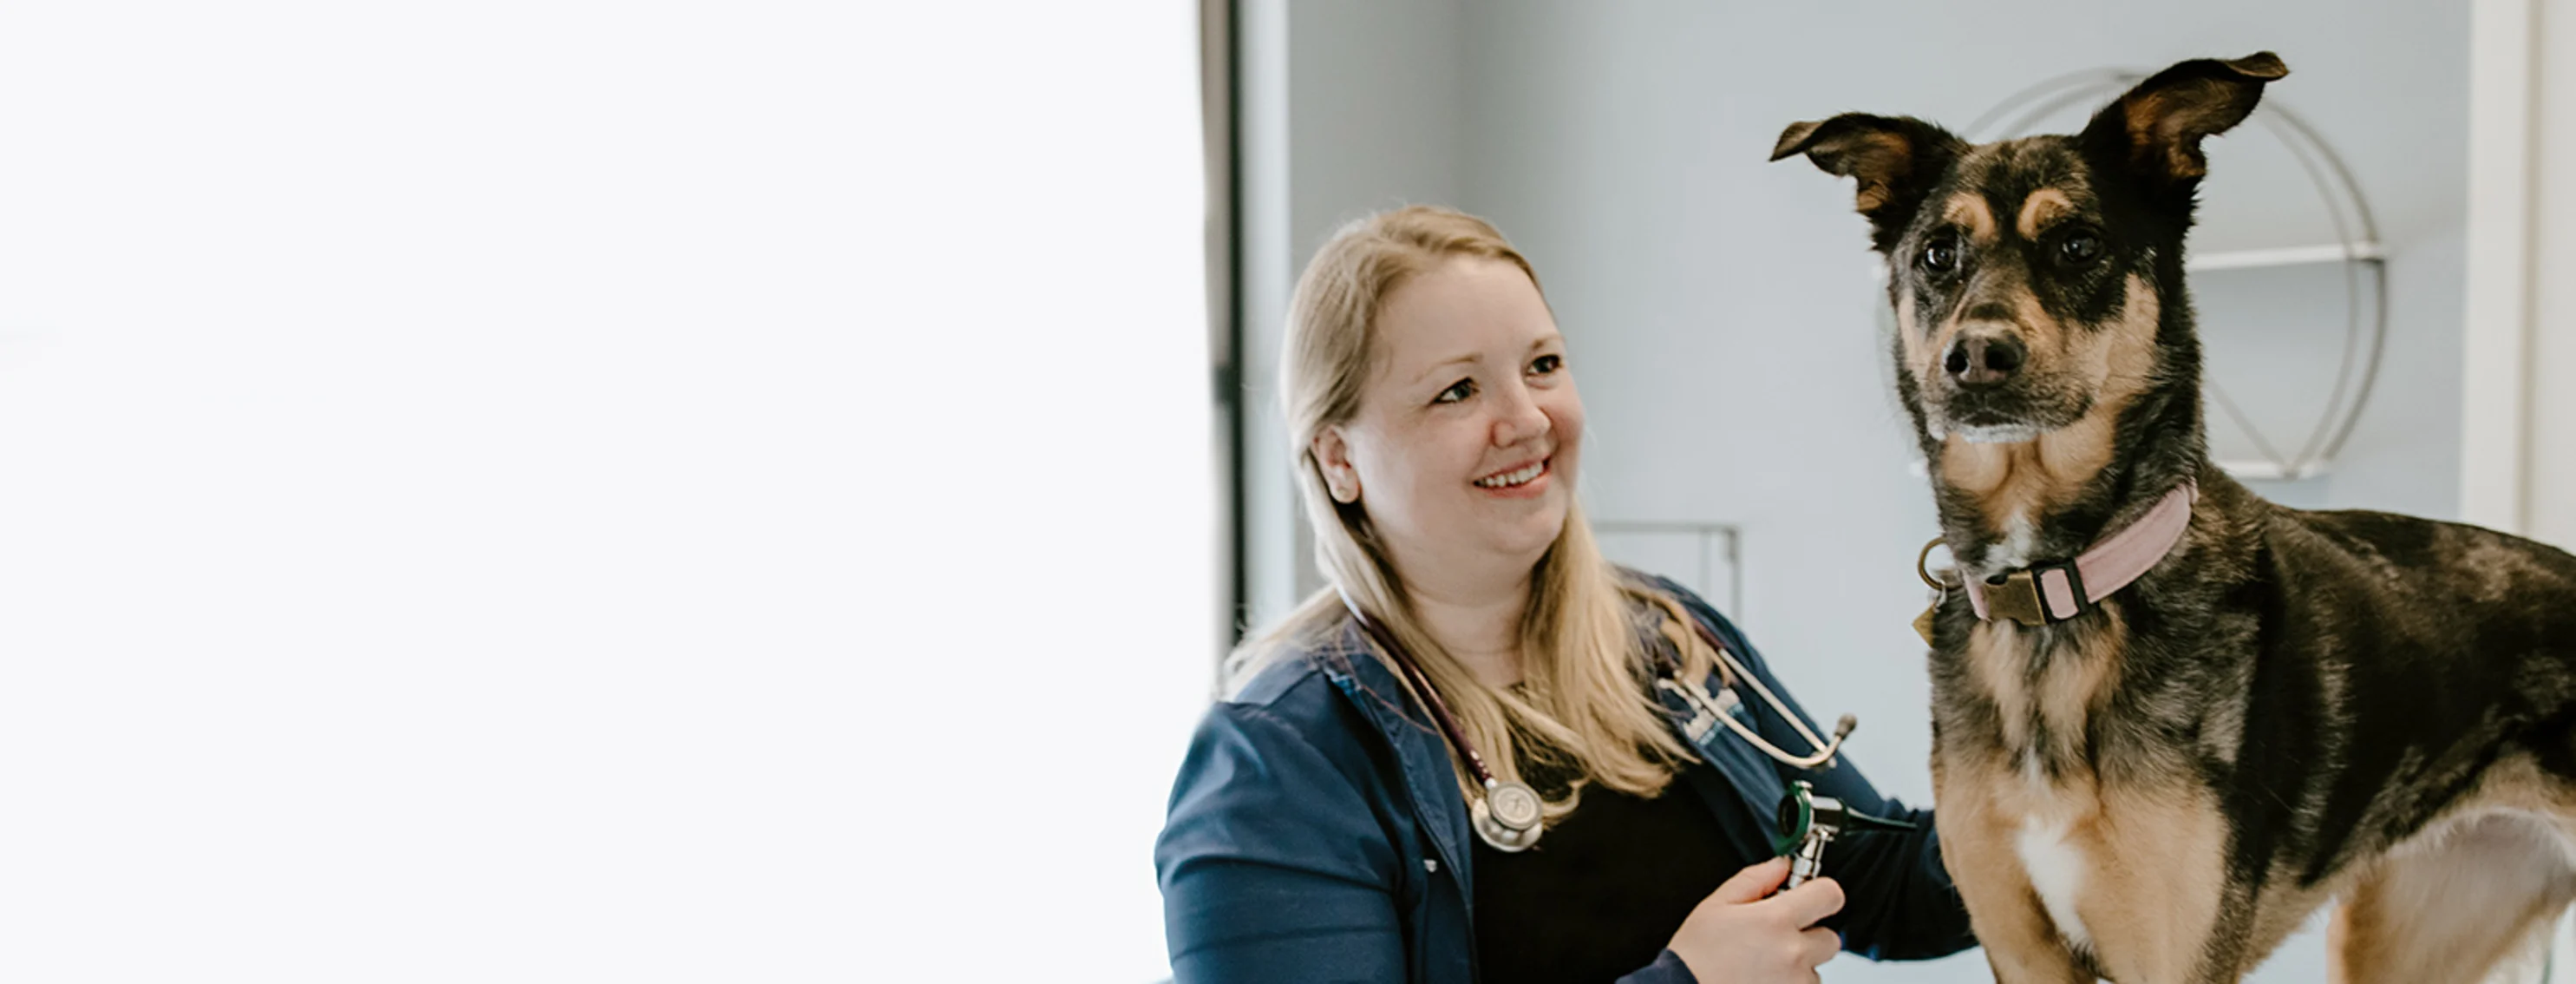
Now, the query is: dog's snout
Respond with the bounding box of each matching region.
[1944,332,2026,387]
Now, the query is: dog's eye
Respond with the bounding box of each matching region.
[1919,239,1960,276]
[2057,233,2104,266]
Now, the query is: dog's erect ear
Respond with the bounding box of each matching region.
[1771,114,1965,249]
[2083,52,2287,186]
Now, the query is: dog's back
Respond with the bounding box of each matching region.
[2260,511,2576,836]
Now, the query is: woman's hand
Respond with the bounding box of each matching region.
[1666,856,1845,983]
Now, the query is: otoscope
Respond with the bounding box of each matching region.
[1775,780,1919,890]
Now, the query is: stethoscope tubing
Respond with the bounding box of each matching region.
[1336,587,1856,779]
[1693,640,1857,772]
[1337,590,1507,788]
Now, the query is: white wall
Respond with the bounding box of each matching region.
[1252,3,2473,981]
[2462,1,2576,971]
[2531,0,2576,549]
[2459,0,2576,548]
[1239,0,1469,631]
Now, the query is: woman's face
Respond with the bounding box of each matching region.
[1317,257,1583,587]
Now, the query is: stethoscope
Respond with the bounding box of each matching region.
[1337,588,1863,855]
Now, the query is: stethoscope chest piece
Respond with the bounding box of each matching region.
[1472,777,1545,852]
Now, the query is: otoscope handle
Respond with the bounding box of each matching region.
[1784,828,1832,890]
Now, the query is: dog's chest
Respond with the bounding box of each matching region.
[1954,735,2109,953]
[2014,784,2097,949]
[1955,619,2120,773]
[1946,620,2129,950]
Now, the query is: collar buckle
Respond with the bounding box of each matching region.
[1980,558,2089,626]
[1981,569,2047,626]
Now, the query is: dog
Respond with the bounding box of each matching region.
[1774,53,2576,983]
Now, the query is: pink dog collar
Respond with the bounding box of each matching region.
[1962,482,2198,626]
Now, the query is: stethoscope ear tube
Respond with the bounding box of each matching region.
[1678,620,1857,771]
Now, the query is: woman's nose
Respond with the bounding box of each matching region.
[1492,381,1551,445]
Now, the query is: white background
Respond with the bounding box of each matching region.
[0,3,1210,981]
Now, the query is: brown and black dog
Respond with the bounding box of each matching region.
[1775,53,2576,982]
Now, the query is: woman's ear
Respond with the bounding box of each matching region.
[1312,427,1362,504]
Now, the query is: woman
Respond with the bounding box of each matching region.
[1156,206,1972,983]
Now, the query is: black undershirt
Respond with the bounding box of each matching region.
[1471,769,1746,984]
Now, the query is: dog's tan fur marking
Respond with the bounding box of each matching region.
[1902,292,1952,390]
[1945,192,1999,243]
[2014,285,2066,356]
[2122,82,2242,180]
[2077,275,2164,405]
[2017,188,2076,239]
[1965,622,2036,752]
[2078,778,2231,983]
[2035,612,2124,764]
[1938,277,2161,534]
[1944,600,2247,983]
[2324,758,2576,984]
[1775,120,1926,216]
[1932,745,2094,982]
[1962,613,2124,766]
[1940,420,2117,537]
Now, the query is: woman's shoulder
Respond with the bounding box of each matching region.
[1165,616,1354,776]
[1207,629,1391,767]
[1161,630,1414,876]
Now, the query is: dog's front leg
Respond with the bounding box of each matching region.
[1948,848,2091,982]
[1936,771,2092,982]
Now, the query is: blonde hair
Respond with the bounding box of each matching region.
[1227,205,1716,817]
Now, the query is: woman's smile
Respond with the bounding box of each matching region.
[1473,456,1553,497]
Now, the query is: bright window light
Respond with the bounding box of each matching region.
[0,3,1212,981]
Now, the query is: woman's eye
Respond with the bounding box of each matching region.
[1529,354,1563,375]
[1434,378,1474,404]
[2058,232,2104,266]
[1919,239,1960,276]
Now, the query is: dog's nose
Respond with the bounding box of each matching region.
[1944,333,2025,387]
